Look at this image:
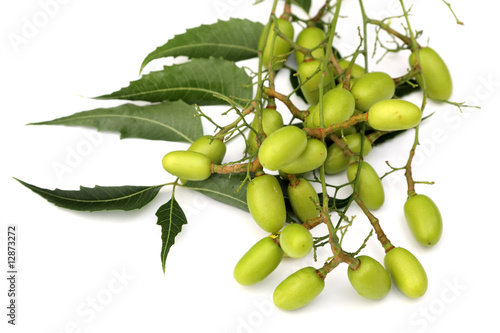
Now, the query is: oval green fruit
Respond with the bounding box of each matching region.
[258,126,307,171]
[338,60,366,79]
[279,223,313,259]
[347,161,384,210]
[404,194,443,246]
[259,18,294,70]
[297,59,333,105]
[273,266,325,310]
[351,72,396,112]
[409,47,452,101]
[384,247,428,298]
[233,237,284,286]
[280,138,327,174]
[287,178,319,223]
[295,26,326,64]
[187,135,226,165]
[309,88,356,128]
[246,175,286,233]
[347,255,391,300]
[367,99,422,131]
[324,133,372,174]
[162,150,211,181]
[248,108,284,154]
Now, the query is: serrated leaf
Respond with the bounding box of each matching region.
[16,178,164,211]
[97,57,252,106]
[30,100,202,143]
[141,18,264,72]
[182,173,248,212]
[156,196,187,273]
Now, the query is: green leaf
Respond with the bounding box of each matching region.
[394,79,420,98]
[293,0,312,13]
[182,173,248,212]
[29,100,203,144]
[289,68,308,104]
[156,196,188,273]
[97,57,252,106]
[141,19,264,73]
[16,178,164,211]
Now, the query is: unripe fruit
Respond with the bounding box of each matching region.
[347,161,384,210]
[297,59,333,105]
[384,247,428,298]
[259,18,294,70]
[247,108,284,154]
[409,47,452,101]
[351,72,396,111]
[295,26,326,64]
[287,178,320,223]
[162,151,211,181]
[246,175,286,233]
[347,255,391,300]
[280,138,327,174]
[367,99,422,131]
[309,88,356,128]
[187,135,226,164]
[324,133,372,174]
[338,60,366,79]
[273,266,325,310]
[404,194,443,246]
[258,126,307,171]
[233,237,284,286]
[279,223,313,258]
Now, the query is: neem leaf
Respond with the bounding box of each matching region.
[16,178,164,211]
[293,0,312,13]
[29,100,202,143]
[96,57,252,106]
[141,18,264,72]
[156,196,188,273]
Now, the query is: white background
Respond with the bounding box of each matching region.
[1,0,499,332]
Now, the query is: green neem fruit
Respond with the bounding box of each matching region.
[347,161,384,210]
[368,99,422,131]
[287,178,319,223]
[338,60,366,79]
[280,138,327,174]
[309,88,355,128]
[347,255,391,300]
[404,194,443,246]
[246,175,286,233]
[324,133,372,174]
[233,237,284,286]
[259,18,294,70]
[351,72,396,112]
[187,135,226,165]
[279,223,313,259]
[258,126,307,171]
[162,151,211,181]
[248,108,284,154]
[409,47,452,101]
[384,247,428,298]
[297,59,333,105]
[273,266,325,310]
[295,26,326,64]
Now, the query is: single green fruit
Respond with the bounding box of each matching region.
[324,133,372,174]
[258,126,307,171]
[246,175,286,233]
[295,26,326,64]
[384,247,428,298]
[338,60,366,78]
[367,99,422,131]
[233,237,284,286]
[309,88,356,128]
[287,178,320,223]
[248,108,284,154]
[409,47,452,101]
[351,72,396,112]
[273,266,325,310]
[259,18,294,70]
[347,161,384,210]
[279,223,313,259]
[280,138,327,174]
[162,151,211,181]
[297,59,333,105]
[347,255,391,300]
[404,194,443,246]
[187,135,226,165]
